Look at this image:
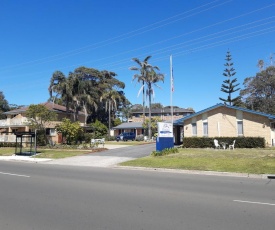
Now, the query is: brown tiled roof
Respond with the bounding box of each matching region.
[4,102,84,115]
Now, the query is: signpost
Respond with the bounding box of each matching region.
[156,122,174,151]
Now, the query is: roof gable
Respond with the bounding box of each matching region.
[175,103,275,123]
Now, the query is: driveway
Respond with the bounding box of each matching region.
[43,143,155,167]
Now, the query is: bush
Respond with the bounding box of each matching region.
[105,136,116,141]
[136,134,144,141]
[0,142,17,147]
[151,147,179,156]
[181,137,265,148]
[83,133,94,143]
[88,120,108,138]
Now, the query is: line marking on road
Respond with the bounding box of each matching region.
[0,171,30,178]
[233,200,275,206]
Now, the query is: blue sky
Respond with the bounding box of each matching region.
[1,0,274,112]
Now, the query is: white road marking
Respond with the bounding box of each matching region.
[0,171,30,178]
[233,200,275,206]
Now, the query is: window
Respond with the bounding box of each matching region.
[237,121,243,135]
[203,122,208,136]
[46,128,56,136]
[192,123,197,136]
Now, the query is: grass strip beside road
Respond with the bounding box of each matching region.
[120,148,275,174]
[0,148,95,159]
[0,148,14,156]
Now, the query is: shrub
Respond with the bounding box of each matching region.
[136,134,144,141]
[0,142,16,148]
[181,137,265,148]
[151,147,179,156]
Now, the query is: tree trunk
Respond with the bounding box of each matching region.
[148,85,152,140]
[108,101,111,139]
[142,80,145,125]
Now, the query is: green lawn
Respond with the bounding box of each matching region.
[120,148,275,174]
[34,149,95,159]
[0,148,15,156]
[0,147,95,159]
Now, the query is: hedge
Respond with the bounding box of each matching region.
[182,137,265,148]
[0,142,17,148]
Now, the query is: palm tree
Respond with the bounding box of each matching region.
[130,56,160,134]
[145,70,164,139]
[69,73,98,124]
[100,89,122,138]
[48,71,73,115]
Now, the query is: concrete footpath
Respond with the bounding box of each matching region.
[0,144,132,165]
[1,143,274,179]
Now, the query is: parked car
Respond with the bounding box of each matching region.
[116,132,136,141]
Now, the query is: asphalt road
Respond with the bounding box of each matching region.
[0,162,274,230]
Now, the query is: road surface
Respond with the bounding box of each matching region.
[0,161,274,230]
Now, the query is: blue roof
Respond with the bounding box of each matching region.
[174,103,275,124]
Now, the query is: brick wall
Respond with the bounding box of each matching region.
[183,107,272,146]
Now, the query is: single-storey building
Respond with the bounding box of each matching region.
[178,103,275,146]
[112,122,144,137]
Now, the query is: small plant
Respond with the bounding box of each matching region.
[151,147,179,157]
[136,134,144,141]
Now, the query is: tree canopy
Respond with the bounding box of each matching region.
[49,66,127,127]
[0,91,9,119]
[240,66,275,114]
[130,56,164,139]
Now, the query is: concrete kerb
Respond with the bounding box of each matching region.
[114,166,270,179]
[0,155,52,163]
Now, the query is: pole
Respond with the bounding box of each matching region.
[34,129,37,154]
[170,55,174,125]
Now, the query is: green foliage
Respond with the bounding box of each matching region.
[25,104,57,130]
[142,117,162,136]
[56,118,83,145]
[0,142,17,147]
[182,137,265,148]
[151,103,163,109]
[0,91,10,119]
[240,66,275,114]
[219,51,241,105]
[130,55,165,139]
[25,104,57,145]
[83,133,94,143]
[113,117,122,127]
[151,147,179,156]
[89,120,108,138]
[49,67,128,125]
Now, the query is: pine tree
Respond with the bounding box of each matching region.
[219,51,241,105]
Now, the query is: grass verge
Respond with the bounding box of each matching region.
[0,148,14,156]
[0,147,102,159]
[120,148,275,174]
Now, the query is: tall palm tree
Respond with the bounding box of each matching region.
[145,70,164,139]
[130,56,160,134]
[48,71,73,115]
[100,89,122,138]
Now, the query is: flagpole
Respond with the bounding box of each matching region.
[170,55,173,125]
